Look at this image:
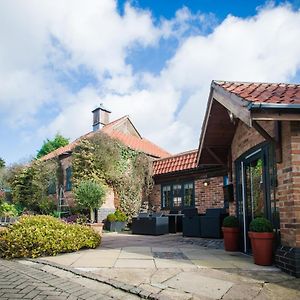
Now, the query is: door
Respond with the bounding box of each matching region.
[236,144,272,253]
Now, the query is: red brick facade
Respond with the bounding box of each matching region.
[230,120,300,249]
[149,176,224,213]
[277,122,300,248]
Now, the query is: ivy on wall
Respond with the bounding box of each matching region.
[9,159,59,213]
[72,133,153,220]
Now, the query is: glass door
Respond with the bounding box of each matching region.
[236,144,272,253]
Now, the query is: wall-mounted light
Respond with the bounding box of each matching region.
[203,180,210,187]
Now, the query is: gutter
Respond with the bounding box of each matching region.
[247,102,300,110]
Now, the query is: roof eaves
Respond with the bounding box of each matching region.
[211,81,252,126]
[196,84,214,166]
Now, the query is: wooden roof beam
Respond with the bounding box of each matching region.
[211,82,252,127]
[205,147,227,166]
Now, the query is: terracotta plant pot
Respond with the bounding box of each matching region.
[222,227,240,251]
[248,231,274,266]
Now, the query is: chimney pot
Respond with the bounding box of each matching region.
[92,104,111,131]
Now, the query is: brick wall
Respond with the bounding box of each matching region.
[230,121,300,248]
[148,184,161,211]
[230,120,300,277]
[149,176,224,213]
[195,177,224,213]
[276,121,300,277]
[231,121,274,162]
[277,122,300,248]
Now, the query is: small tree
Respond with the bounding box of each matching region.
[0,158,5,169]
[37,134,69,159]
[74,180,106,223]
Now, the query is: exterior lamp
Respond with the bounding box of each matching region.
[203,180,210,187]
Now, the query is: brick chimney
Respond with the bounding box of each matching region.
[92,104,111,131]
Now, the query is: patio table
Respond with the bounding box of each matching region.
[163,213,184,233]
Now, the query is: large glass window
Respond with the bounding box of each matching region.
[162,185,171,208]
[161,182,194,209]
[173,184,182,207]
[183,183,193,207]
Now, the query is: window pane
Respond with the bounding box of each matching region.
[162,185,171,208]
[184,182,194,207]
[66,167,72,191]
[173,184,182,207]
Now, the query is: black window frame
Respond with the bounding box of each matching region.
[161,181,195,210]
[65,167,72,191]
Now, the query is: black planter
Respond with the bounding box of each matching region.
[105,221,125,232]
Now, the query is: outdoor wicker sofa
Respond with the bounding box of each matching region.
[131,212,169,235]
[199,208,228,238]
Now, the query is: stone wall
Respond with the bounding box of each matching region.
[149,176,224,213]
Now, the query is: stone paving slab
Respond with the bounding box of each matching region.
[164,271,233,299]
[115,258,156,269]
[38,233,300,300]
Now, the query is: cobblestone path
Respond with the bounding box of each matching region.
[0,259,140,300]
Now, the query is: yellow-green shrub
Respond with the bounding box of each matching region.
[0,215,100,258]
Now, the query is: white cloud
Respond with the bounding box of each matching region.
[2,1,300,162]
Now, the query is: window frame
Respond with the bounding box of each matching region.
[161,181,195,210]
[65,167,72,191]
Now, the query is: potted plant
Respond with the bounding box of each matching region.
[74,180,106,236]
[248,217,274,266]
[105,209,127,232]
[222,216,240,251]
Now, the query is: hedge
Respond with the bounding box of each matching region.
[0,215,101,258]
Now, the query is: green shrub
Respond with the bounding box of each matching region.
[223,216,239,228]
[0,215,100,259]
[106,210,127,223]
[38,196,56,215]
[0,202,18,217]
[114,209,127,222]
[107,213,116,222]
[249,217,273,233]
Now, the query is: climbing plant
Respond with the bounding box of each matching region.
[72,132,153,220]
[9,159,59,213]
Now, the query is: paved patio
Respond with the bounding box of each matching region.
[39,233,300,299]
[0,258,138,299]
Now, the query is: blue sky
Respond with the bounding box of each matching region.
[1,0,300,165]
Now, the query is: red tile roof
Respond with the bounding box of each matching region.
[41,116,170,161]
[214,81,300,105]
[153,150,198,176]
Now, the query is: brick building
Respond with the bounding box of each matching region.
[197,80,300,277]
[42,105,170,221]
[149,150,226,213]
